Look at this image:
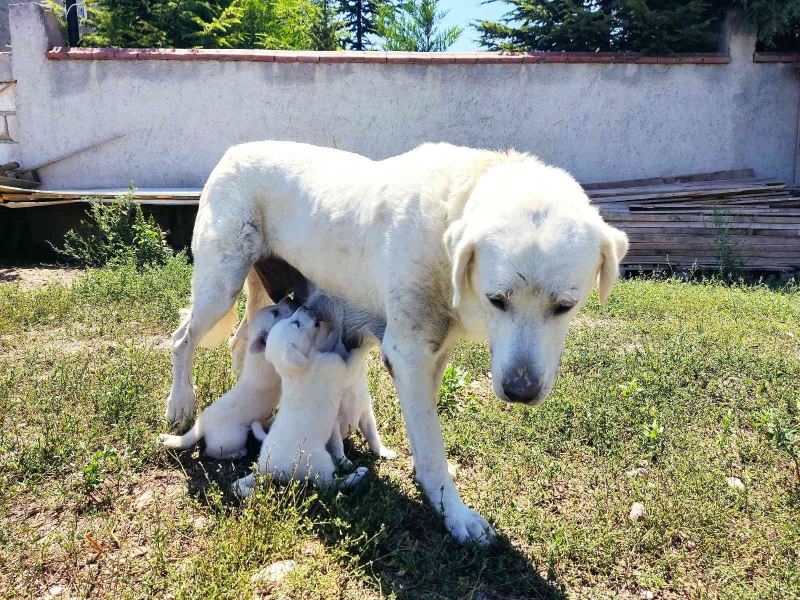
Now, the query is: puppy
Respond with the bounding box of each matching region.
[232,307,367,497]
[159,299,297,459]
[303,291,395,466]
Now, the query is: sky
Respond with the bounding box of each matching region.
[436,0,510,51]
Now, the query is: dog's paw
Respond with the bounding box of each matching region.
[377,446,398,460]
[165,388,196,431]
[337,457,354,471]
[443,503,496,546]
[231,475,256,498]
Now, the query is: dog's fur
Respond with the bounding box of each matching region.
[159,299,295,458]
[232,308,368,497]
[168,141,628,543]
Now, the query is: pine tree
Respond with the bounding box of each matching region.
[378,0,462,51]
[338,0,389,49]
[476,0,724,54]
[311,0,346,50]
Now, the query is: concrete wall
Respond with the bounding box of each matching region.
[8,3,800,189]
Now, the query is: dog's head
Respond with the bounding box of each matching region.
[445,160,628,405]
[264,306,322,375]
[248,297,302,353]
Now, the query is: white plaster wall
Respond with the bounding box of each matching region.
[9,3,800,188]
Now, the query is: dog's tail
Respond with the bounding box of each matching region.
[158,424,202,450]
[198,304,238,348]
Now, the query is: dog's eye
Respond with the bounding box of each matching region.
[486,294,507,311]
[553,303,574,316]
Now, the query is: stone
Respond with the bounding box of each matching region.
[629,502,646,521]
[726,477,745,491]
[250,560,297,586]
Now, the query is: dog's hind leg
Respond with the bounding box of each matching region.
[231,268,272,374]
[167,252,250,429]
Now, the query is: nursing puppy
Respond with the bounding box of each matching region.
[232,307,367,497]
[159,299,297,459]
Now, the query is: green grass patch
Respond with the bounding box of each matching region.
[0,267,798,598]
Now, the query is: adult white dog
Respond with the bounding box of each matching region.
[168,141,628,544]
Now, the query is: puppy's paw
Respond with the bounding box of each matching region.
[443,503,496,546]
[231,474,256,499]
[337,457,354,471]
[341,466,368,489]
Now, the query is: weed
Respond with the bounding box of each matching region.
[53,191,173,269]
[438,364,470,415]
[755,409,800,488]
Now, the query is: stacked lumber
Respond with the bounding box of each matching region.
[586,170,800,273]
[0,185,201,207]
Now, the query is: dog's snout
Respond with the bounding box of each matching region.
[501,365,543,404]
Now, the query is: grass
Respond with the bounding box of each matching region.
[1,256,799,598]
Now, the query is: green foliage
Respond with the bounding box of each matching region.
[478,0,800,52]
[438,364,470,415]
[755,409,800,487]
[311,0,347,49]
[82,0,321,49]
[477,0,723,53]
[732,0,800,48]
[54,193,173,269]
[378,0,462,51]
[339,0,391,49]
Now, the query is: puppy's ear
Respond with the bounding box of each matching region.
[597,224,629,304]
[248,330,268,353]
[444,220,475,308]
[283,342,310,370]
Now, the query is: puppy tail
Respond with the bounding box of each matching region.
[251,420,269,441]
[158,425,201,449]
[198,304,238,349]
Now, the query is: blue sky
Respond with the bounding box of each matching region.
[437,0,510,51]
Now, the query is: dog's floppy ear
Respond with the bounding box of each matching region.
[283,342,310,370]
[597,224,629,304]
[444,220,475,308]
[249,330,268,353]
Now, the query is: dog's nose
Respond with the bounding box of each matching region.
[501,366,543,404]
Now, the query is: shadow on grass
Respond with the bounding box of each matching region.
[166,439,565,600]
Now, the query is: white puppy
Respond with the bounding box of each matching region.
[232,308,367,497]
[325,346,396,468]
[159,299,296,459]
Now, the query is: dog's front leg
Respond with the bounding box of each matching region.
[383,334,495,545]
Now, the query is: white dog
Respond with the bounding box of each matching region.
[159,299,296,459]
[232,307,368,497]
[168,141,628,543]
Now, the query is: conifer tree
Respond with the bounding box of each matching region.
[338,0,389,49]
[476,0,723,54]
[378,0,462,51]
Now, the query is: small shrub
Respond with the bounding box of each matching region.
[54,192,173,269]
[755,409,800,488]
[438,364,469,415]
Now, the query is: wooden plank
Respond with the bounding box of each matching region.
[583,169,756,190]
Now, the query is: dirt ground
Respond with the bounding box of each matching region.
[0,264,83,289]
